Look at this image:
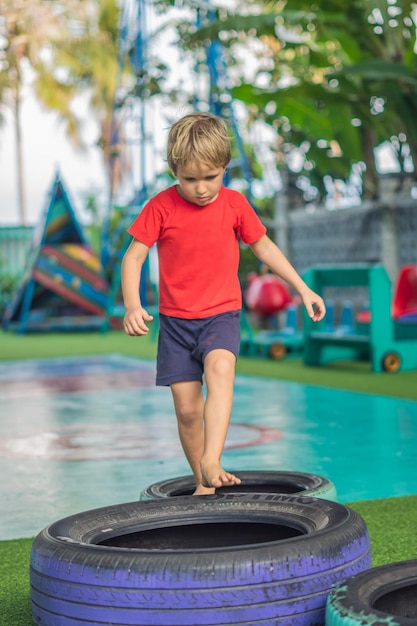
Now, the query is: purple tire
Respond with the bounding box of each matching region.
[30,494,371,625]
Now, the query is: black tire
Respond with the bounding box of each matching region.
[140,470,338,501]
[326,559,417,625]
[382,351,402,372]
[269,342,287,359]
[30,494,371,625]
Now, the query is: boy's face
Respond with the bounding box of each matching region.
[175,162,225,207]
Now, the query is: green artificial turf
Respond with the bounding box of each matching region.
[1,495,416,625]
[349,495,417,565]
[1,329,417,400]
[1,538,33,625]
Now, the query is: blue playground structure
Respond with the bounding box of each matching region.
[302,263,417,373]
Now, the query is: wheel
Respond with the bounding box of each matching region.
[30,494,371,625]
[382,351,402,372]
[326,559,417,625]
[140,470,337,501]
[269,342,287,359]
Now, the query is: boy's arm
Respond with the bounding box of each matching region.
[250,234,326,322]
[121,239,154,335]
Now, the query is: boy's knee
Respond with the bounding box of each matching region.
[205,350,235,379]
[175,403,202,426]
[172,390,203,425]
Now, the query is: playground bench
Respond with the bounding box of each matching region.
[302,263,417,373]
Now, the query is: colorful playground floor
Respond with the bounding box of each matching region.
[1,354,416,540]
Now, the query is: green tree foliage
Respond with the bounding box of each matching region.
[156,0,417,201]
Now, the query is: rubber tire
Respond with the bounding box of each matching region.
[326,559,417,625]
[140,470,338,501]
[269,342,287,359]
[382,351,402,372]
[30,494,371,625]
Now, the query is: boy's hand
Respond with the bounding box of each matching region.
[123,307,154,336]
[300,289,326,322]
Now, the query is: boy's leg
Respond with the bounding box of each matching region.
[200,348,241,489]
[170,380,215,495]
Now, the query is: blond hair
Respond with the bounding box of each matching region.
[167,112,232,175]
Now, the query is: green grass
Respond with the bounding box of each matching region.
[1,329,417,400]
[1,495,416,625]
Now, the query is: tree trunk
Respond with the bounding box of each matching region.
[14,84,26,225]
[273,165,290,257]
[405,137,417,183]
[362,125,379,200]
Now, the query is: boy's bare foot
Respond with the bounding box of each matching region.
[201,460,241,489]
[193,484,216,496]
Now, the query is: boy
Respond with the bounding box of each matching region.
[122,112,325,495]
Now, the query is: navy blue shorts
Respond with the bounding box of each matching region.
[156,310,241,386]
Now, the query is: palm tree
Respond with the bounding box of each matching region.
[39,0,122,199]
[1,0,170,225]
[1,1,62,224]
[0,0,107,224]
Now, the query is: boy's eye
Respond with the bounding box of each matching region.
[183,175,217,182]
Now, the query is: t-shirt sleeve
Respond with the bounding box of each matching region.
[235,194,267,244]
[127,198,162,248]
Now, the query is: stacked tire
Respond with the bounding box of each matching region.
[326,559,417,625]
[30,492,372,625]
[139,470,338,502]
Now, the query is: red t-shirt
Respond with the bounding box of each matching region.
[127,185,266,318]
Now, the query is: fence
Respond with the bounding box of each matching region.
[287,200,416,279]
[0,226,34,278]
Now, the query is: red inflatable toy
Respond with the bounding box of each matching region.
[356,264,417,325]
[392,264,417,320]
[245,273,293,317]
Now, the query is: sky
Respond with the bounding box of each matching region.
[0,92,108,227]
